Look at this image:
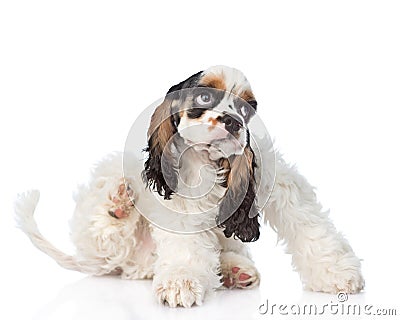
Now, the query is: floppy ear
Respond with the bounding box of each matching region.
[142,71,203,200]
[217,141,260,242]
[143,97,177,199]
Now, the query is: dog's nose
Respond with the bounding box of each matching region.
[220,114,243,134]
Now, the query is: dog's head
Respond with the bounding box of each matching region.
[143,65,260,242]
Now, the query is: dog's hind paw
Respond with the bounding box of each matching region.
[220,252,260,289]
[108,181,134,219]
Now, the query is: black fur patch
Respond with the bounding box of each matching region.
[216,144,260,242]
[142,132,177,200]
[186,107,206,119]
[167,71,203,95]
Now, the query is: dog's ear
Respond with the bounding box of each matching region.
[217,141,260,242]
[166,71,203,96]
[142,71,203,200]
[143,97,177,199]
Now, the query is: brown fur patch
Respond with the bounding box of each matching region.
[147,99,175,152]
[219,158,230,171]
[199,74,226,91]
[208,117,219,130]
[239,90,255,102]
[227,146,254,195]
[244,147,254,175]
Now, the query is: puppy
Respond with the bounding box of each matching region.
[15,65,364,308]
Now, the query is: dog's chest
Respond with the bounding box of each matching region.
[171,149,226,213]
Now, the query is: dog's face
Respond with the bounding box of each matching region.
[170,67,257,159]
[143,66,260,242]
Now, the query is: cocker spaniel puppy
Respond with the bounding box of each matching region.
[15,65,364,308]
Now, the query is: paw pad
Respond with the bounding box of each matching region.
[108,182,134,219]
[223,267,254,289]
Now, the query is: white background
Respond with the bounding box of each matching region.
[1,1,400,319]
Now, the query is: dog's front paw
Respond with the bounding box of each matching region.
[335,271,364,294]
[153,275,205,308]
[304,258,365,294]
[315,269,365,294]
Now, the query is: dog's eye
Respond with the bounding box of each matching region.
[195,92,213,106]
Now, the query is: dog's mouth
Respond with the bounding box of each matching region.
[187,136,245,161]
[185,133,242,147]
[177,120,246,161]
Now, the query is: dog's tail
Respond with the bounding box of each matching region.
[14,190,108,275]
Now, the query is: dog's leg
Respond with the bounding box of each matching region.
[151,229,221,308]
[216,231,260,289]
[70,153,156,279]
[263,155,364,294]
[15,152,155,278]
[72,175,146,278]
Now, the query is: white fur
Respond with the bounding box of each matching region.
[264,153,365,293]
[14,66,364,308]
[203,65,252,95]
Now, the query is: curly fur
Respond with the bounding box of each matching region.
[143,134,177,200]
